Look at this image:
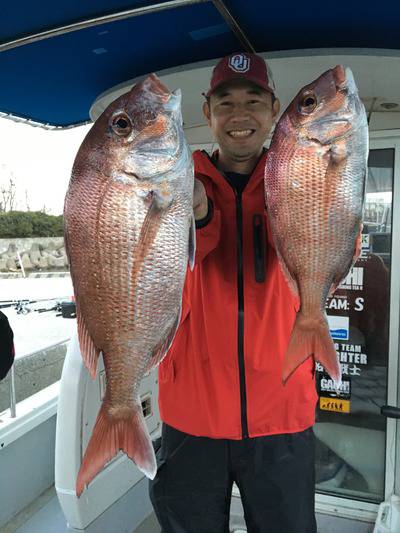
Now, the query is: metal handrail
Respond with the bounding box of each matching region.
[0,0,208,53]
[9,366,16,418]
[211,0,256,53]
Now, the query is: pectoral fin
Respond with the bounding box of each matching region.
[76,301,100,379]
[131,195,164,289]
[138,195,163,249]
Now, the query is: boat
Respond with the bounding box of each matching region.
[0,1,399,531]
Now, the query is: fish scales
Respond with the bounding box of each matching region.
[265,65,368,386]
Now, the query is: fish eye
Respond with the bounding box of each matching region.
[299,93,318,113]
[111,113,133,136]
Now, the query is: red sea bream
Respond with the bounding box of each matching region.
[265,66,368,386]
[64,74,195,496]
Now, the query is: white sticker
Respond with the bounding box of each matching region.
[327,315,349,340]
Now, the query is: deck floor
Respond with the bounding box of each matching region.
[3,488,375,533]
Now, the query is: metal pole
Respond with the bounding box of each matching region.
[9,365,16,418]
[0,0,208,53]
[211,0,256,53]
[16,250,26,278]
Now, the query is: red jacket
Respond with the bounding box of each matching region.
[158,150,318,439]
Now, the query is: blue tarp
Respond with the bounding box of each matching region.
[1,0,399,127]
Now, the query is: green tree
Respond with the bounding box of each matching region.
[0,211,64,238]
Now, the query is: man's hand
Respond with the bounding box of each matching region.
[193,179,208,220]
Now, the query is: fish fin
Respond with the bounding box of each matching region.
[328,222,363,297]
[275,249,299,299]
[282,312,341,387]
[76,302,100,379]
[328,267,348,298]
[131,196,164,290]
[65,226,99,378]
[145,307,182,373]
[188,215,196,271]
[328,274,343,298]
[139,196,163,249]
[76,402,156,497]
[351,222,363,266]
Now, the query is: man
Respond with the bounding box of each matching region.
[149,52,318,533]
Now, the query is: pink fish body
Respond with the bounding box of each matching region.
[64,74,195,496]
[264,65,368,386]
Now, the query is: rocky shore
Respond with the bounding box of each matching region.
[0,237,68,273]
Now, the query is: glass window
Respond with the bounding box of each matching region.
[315,148,393,502]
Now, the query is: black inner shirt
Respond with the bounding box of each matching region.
[223,171,251,196]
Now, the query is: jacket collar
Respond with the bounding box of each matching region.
[192,149,267,195]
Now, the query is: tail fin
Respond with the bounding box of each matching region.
[76,403,156,497]
[282,312,341,387]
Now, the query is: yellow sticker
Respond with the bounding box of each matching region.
[319,397,350,413]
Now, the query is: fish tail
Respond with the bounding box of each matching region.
[76,402,156,497]
[282,312,341,387]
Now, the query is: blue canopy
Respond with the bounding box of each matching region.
[1,0,399,127]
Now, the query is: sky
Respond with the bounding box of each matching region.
[0,117,91,215]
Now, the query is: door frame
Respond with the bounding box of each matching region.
[315,129,400,521]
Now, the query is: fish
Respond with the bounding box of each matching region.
[64,74,195,497]
[264,65,368,387]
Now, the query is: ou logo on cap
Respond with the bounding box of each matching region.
[229,54,250,73]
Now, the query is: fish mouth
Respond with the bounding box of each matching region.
[121,168,165,181]
[334,66,366,124]
[122,169,140,179]
[333,65,358,97]
[311,118,349,128]
[344,67,357,94]
[307,117,352,146]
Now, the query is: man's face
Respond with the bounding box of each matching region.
[203,79,280,162]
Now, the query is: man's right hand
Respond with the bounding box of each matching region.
[193,179,208,220]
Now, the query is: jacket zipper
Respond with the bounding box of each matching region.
[205,151,249,438]
[235,191,249,439]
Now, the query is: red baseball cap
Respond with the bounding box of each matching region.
[205,52,275,98]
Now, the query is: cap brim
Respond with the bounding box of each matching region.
[205,74,274,98]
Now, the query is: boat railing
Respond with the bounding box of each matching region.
[9,365,16,417]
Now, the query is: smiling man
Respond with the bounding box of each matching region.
[203,58,279,173]
[149,53,318,533]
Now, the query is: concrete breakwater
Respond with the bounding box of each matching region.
[0,340,68,413]
[0,237,69,273]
